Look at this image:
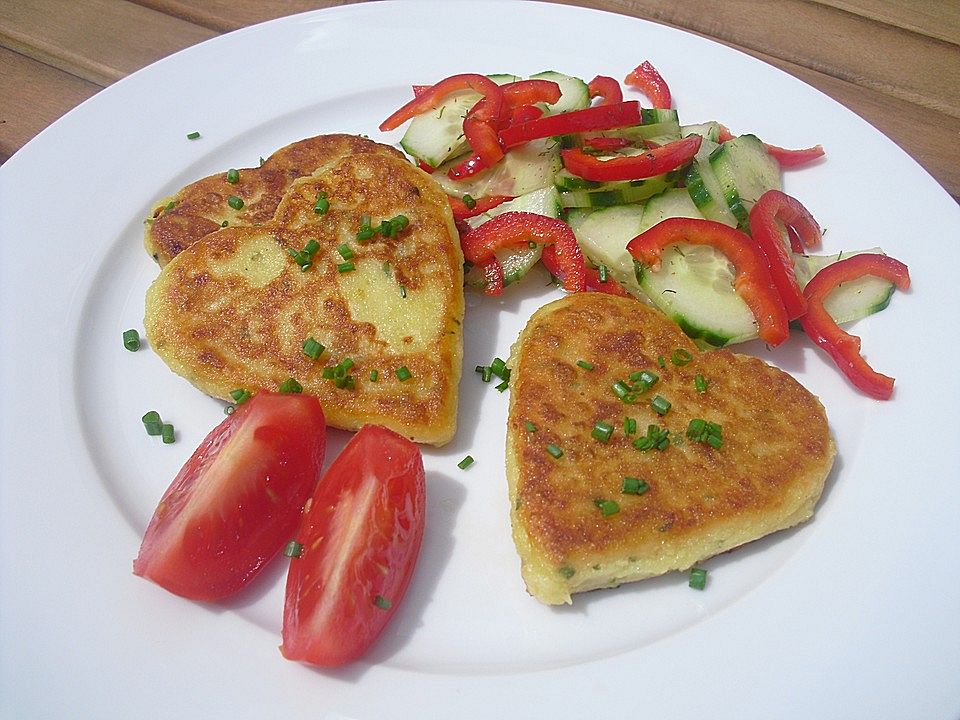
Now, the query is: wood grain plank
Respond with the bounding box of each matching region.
[0,0,216,86]
[133,0,363,33]
[556,0,960,119]
[0,46,101,163]
[808,0,960,45]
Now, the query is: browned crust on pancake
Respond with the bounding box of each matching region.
[144,134,404,266]
[145,147,463,445]
[506,293,835,603]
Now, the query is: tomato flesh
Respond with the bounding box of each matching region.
[281,424,425,667]
[133,393,326,602]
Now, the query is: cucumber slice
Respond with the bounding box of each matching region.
[635,244,757,347]
[640,108,680,125]
[636,188,703,234]
[435,137,561,198]
[684,139,738,228]
[529,71,590,115]
[558,171,680,208]
[568,204,646,295]
[794,248,896,325]
[463,187,561,289]
[709,134,781,229]
[681,121,721,142]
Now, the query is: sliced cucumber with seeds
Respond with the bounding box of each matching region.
[635,243,757,347]
[568,204,647,296]
[636,188,703,234]
[559,170,681,208]
[794,248,897,325]
[463,186,561,290]
[529,70,590,115]
[684,138,738,228]
[708,134,781,230]
[435,136,561,198]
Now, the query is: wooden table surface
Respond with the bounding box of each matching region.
[2,0,958,201]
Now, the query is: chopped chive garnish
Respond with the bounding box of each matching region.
[302,337,325,360]
[369,369,378,382]
[122,329,140,351]
[337,261,355,273]
[186,131,201,140]
[462,194,477,209]
[591,420,614,443]
[633,424,671,452]
[495,378,509,392]
[559,565,576,579]
[612,379,635,403]
[373,595,392,610]
[321,366,335,379]
[689,567,708,590]
[671,348,694,366]
[624,417,637,435]
[594,498,620,517]
[622,476,650,495]
[221,220,229,227]
[337,243,353,260]
[161,423,175,444]
[687,418,722,448]
[395,366,412,382]
[546,443,564,459]
[650,395,671,415]
[636,370,659,389]
[399,285,407,298]
[356,214,375,241]
[226,168,239,183]
[695,374,709,392]
[279,377,303,393]
[142,410,163,436]
[481,366,493,383]
[230,388,251,404]
[657,355,666,368]
[457,455,475,470]
[490,357,509,380]
[284,541,303,558]
[525,420,537,433]
[164,200,176,212]
[227,195,244,210]
[598,264,609,282]
[313,192,329,215]
[576,359,594,371]
[304,239,319,256]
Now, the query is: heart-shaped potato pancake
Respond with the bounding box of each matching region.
[145,145,463,446]
[144,134,405,267]
[506,292,835,604]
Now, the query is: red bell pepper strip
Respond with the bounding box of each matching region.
[717,124,824,169]
[462,96,505,167]
[380,73,503,131]
[505,104,543,126]
[627,217,790,346]
[561,134,701,182]
[477,256,505,296]
[799,253,910,399]
[587,75,623,105]
[499,100,643,149]
[447,194,513,222]
[624,61,672,109]
[501,79,562,108]
[447,153,488,181]
[417,159,436,174]
[541,244,630,297]
[748,190,822,320]
[582,136,632,151]
[460,211,586,293]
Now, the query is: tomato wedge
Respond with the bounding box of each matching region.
[133,393,326,602]
[281,424,426,667]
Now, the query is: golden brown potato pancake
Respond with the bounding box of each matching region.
[506,292,835,604]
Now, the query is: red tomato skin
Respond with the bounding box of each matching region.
[133,393,326,602]
[281,425,426,667]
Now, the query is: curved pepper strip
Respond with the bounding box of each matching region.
[501,79,562,109]
[799,253,910,400]
[627,217,790,346]
[624,60,672,109]
[561,134,701,182]
[499,100,643,149]
[748,190,822,320]
[717,124,824,169]
[477,256,505,296]
[587,75,623,105]
[447,194,513,222]
[541,244,630,297]
[460,211,586,293]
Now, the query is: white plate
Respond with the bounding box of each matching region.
[2,2,959,718]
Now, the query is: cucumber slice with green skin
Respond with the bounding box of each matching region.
[636,188,703,234]
[462,186,561,289]
[684,139,738,228]
[682,121,721,142]
[635,244,757,347]
[708,134,781,230]
[398,74,520,169]
[529,71,590,115]
[568,204,646,296]
[640,108,680,124]
[793,248,896,325]
[434,137,562,198]
[563,120,683,150]
[559,171,681,208]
